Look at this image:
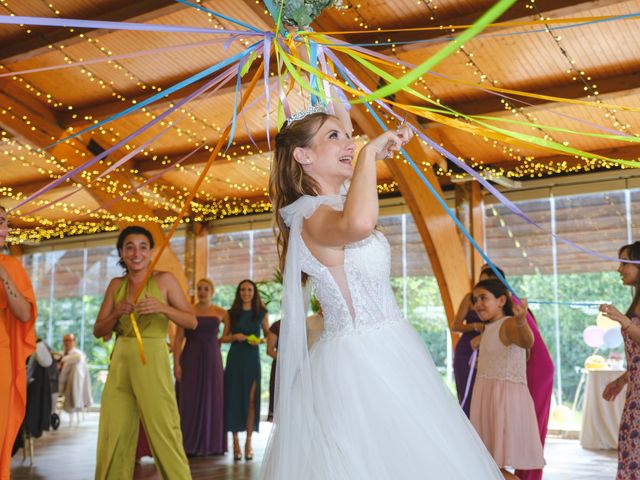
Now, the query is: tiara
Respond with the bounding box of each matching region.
[285,104,329,126]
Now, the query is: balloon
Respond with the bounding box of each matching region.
[596,312,619,330]
[551,405,572,425]
[583,326,605,348]
[603,327,624,349]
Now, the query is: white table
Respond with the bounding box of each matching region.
[580,369,627,450]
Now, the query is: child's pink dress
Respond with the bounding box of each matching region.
[470,316,545,469]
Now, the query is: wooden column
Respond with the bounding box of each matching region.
[185,222,209,301]
[454,181,485,283]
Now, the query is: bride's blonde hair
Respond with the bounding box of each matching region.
[269,112,332,273]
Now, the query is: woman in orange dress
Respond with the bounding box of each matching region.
[0,205,37,480]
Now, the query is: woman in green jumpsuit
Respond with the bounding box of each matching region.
[94,226,197,479]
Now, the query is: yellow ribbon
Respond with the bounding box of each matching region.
[297,15,637,36]
[129,312,146,365]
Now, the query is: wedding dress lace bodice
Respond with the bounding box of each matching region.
[299,219,404,340]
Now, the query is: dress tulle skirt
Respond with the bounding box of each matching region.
[470,377,545,470]
[261,321,502,479]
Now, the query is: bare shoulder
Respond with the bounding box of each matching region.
[152,270,177,286]
[107,276,125,291]
[304,204,341,232]
[211,305,228,317]
[499,316,515,342]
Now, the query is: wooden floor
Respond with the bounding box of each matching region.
[11,413,616,479]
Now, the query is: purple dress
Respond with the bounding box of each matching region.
[453,310,482,417]
[178,315,226,455]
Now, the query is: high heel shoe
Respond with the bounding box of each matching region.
[244,443,254,461]
[233,443,242,461]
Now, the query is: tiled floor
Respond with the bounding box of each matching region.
[11,413,617,479]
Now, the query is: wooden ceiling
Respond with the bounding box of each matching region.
[1,0,639,240]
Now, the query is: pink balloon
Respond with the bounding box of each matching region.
[583,326,605,348]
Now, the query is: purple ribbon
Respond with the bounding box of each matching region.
[21,124,173,217]
[461,349,478,410]
[88,65,241,214]
[10,62,240,215]
[0,38,243,78]
[0,15,261,35]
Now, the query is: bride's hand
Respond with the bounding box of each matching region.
[364,124,413,161]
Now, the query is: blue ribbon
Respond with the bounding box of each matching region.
[43,41,263,150]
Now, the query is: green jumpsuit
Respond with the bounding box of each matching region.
[95,276,190,480]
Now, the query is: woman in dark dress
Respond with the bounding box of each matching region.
[173,278,227,456]
[222,279,269,461]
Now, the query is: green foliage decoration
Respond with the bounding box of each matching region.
[262,0,342,29]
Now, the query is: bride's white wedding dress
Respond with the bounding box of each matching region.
[260,195,502,479]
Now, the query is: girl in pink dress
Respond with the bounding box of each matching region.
[470,279,545,479]
[480,265,554,480]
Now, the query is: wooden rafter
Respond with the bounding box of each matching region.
[337,0,617,54]
[0,78,190,290]
[58,62,268,129]
[0,0,186,65]
[408,70,640,129]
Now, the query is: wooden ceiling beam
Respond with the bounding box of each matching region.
[0,0,186,65]
[57,62,267,128]
[483,143,640,172]
[0,78,190,290]
[411,70,640,129]
[337,0,619,54]
[0,177,75,198]
[132,135,275,173]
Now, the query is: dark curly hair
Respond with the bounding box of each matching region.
[116,225,155,272]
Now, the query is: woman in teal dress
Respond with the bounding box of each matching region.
[93,225,197,479]
[222,279,269,461]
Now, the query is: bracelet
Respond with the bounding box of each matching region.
[515,321,527,328]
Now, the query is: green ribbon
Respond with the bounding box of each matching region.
[353,0,517,104]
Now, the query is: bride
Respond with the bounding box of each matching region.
[261,104,503,479]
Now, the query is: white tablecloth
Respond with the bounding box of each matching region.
[580,369,627,450]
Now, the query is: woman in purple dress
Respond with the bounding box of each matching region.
[173,278,227,456]
[453,293,485,417]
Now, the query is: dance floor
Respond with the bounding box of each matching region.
[11,413,616,479]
